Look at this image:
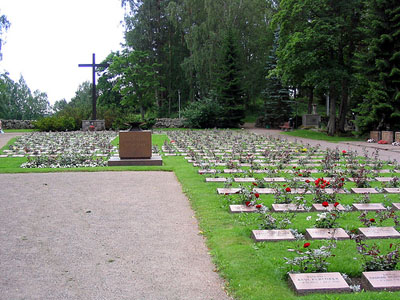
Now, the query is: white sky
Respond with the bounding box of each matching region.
[0,0,126,105]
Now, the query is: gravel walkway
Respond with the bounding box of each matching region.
[0,172,230,300]
[0,132,24,149]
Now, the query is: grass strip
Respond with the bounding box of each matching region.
[282,129,364,143]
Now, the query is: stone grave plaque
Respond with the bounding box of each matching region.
[198,169,216,174]
[271,204,306,212]
[375,177,394,182]
[223,169,242,174]
[311,203,346,211]
[205,177,227,182]
[352,203,386,211]
[370,131,381,141]
[305,228,350,240]
[361,271,400,291]
[322,188,346,194]
[381,131,394,143]
[217,188,241,195]
[251,229,295,242]
[384,188,400,193]
[229,205,258,213]
[358,227,400,239]
[234,177,256,182]
[253,188,275,194]
[392,203,400,210]
[288,272,351,295]
[264,177,286,182]
[119,130,152,159]
[351,188,378,194]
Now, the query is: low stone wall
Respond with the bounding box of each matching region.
[1,120,35,129]
[154,118,186,128]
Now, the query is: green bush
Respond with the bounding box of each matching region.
[33,116,76,131]
[182,97,222,128]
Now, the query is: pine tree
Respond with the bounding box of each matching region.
[262,31,292,128]
[215,29,245,128]
[355,0,400,132]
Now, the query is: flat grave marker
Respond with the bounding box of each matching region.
[351,188,378,194]
[288,272,351,295]
[253,188,275,194]
[392,203,400,210]
[358,227,400,239]
[251,229,295,242]
[217,188,241,195]
[229,205,259,213]
[271,204,306,212]
[205,177,227,182]
[263,177,286,182]
[305,228,350,240]
[361,271,400,291]
[198,169,216,174]
[384,188,400,193]
[234,178,256,182]
[311,203,346,212]
[352,203,386,211]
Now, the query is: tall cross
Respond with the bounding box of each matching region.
[78,53,109,120]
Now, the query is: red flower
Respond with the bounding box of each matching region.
[245,201,251,207]
[171,140,175,143]
[370,218,375,222]
[390,243,393,249]
[252,182,258,186]
[285,187,291,192]
[334,202,339,207]
[254,193,260,198]
[256,204,262,209]
[326,181,330,186]
[293,166,296,169]
[303,242,311,248]
[305,179,310,183]
[342,150,347,154]
[340,178,345,182]
[298,173,303,177]
[322,201,329,207]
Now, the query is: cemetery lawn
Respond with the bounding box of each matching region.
[1,131,399,299]
[282,129,364,142]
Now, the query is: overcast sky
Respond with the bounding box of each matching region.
[0,0,126,105]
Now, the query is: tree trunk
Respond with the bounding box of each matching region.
[327,84,336,136]
[307,87,313,114]
[338,79,349,133]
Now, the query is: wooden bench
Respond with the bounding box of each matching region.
[279,122,292,131]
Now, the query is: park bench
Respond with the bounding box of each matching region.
[279,122,292,131]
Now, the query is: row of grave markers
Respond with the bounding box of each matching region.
[161,131,400,294]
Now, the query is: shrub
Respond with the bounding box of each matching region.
[33,116,76,132]
[182,97,222,128]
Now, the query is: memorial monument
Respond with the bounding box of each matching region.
[302,104,321,127]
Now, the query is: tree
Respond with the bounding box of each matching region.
[272,0,364,135]
[215,28,245,128]
[355,0,400,133]
[109,50,162,118]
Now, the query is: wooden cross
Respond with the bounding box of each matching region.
[78,53,109,120]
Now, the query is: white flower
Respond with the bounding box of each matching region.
[306,216,312,221]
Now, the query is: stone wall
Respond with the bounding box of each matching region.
[154,118,186,128]
[0,120,35,129]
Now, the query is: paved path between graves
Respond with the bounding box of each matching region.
[0,132,24,149]
[0,171,231,300]
[245,127,400,163]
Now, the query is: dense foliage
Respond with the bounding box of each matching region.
[2,1,399,133]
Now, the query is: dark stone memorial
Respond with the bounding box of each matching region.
[302,104,321,127]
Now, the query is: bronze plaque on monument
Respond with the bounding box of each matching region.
[119,130,152,159]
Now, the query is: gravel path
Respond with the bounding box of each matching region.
[0,172,230,300]
[0,133,24,149]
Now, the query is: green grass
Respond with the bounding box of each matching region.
[4,129,38,133]
[282,129,364,143]
[0,132,399,299]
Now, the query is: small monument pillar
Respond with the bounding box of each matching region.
[108,122,162,166]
